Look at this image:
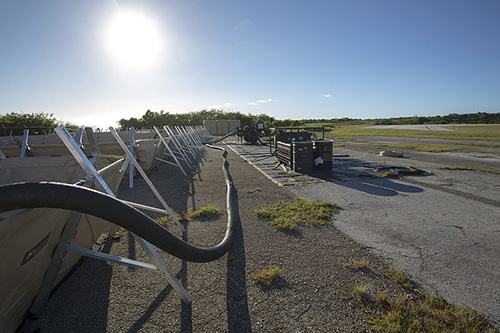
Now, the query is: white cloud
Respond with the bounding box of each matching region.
[206,102,235,110]
[248,98,273,105]
[321,94,332,98]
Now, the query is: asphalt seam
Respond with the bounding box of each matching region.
[400,177,500,208]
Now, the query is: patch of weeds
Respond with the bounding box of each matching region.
[255,198,340,231]
[270,217,297,231]
[385,267,412,289]
[206,159,214,162]
[188,205,223,219]
[251,266,284,287]
[374,291,392,311]
[192,175,198,181]
[245,187,261,194]
[154,214,188,226]
[333,143,345,147]
[154,215,173,226]
[369,291,496,332]
[480,169,500,175]
[438,165,475,171]
[345,283,376,303]
[344,259,368,270]
[406,165,422,171]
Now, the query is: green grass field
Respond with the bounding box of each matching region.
[325,125,500,142]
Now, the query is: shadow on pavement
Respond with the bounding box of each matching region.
[226,191,252,332]
[336,177,424,196]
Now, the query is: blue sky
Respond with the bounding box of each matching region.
[1,0,499,128]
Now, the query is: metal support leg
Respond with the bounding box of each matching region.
[129,127,135,188]
[152,126,188,176]
[164,126,192,166]
[52,126,190,304]
[109,127,185,231]
[20,129,29,158]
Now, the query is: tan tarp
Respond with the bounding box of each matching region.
[0,156,84,184]
[0,157,125,333]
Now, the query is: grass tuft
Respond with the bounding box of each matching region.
[188,205,223,219]
[154,214,188,226]
[245,187,261,193]
[344,259,368,270]
[345,283,377,303]
[154,215,173,226]
[369,291,496,332]
[251,266,284,286]
[385,267,412,289]
[481,169,500,175]
[255,198,340,231]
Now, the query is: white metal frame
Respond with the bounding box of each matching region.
[152,126,187,176]
[28,126,191,317]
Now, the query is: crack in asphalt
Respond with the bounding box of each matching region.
[400,178,500,208]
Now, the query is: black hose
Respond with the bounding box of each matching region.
[206,129,239,145]
[0,146,239,263]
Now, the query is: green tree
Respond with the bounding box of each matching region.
[0,112,78,136]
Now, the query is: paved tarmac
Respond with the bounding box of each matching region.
[226,138,500,328]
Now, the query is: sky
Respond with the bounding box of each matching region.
[1,0,499,128]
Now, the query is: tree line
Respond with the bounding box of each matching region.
[117,109,303,130]
[304,112,500,125]
[0,112,78,136]
[372,112,500,125]
[2,111,498,136]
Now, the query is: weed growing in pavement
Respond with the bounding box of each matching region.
[245,187,261,194]
[206,159,214,162]
[385,267,412,289]
[438,166,500,175]
[255,198,340,231]
[188,205,223,219]
[344,259,368,270]
[369,291,496,332]
[154,215,173,226]
[481,169,500,175]
[251,266,284,286]
[438,166,475,171]
[154,214,188,226]
[374,291,391,311]
[341,266,497,331]
[270,217,297,231]
[345,283,377,303]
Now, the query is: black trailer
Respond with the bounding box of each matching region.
[269,127,333,173]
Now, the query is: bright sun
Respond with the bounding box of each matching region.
[105,11,161,69]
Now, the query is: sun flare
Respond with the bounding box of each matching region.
[105,11,161,69]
